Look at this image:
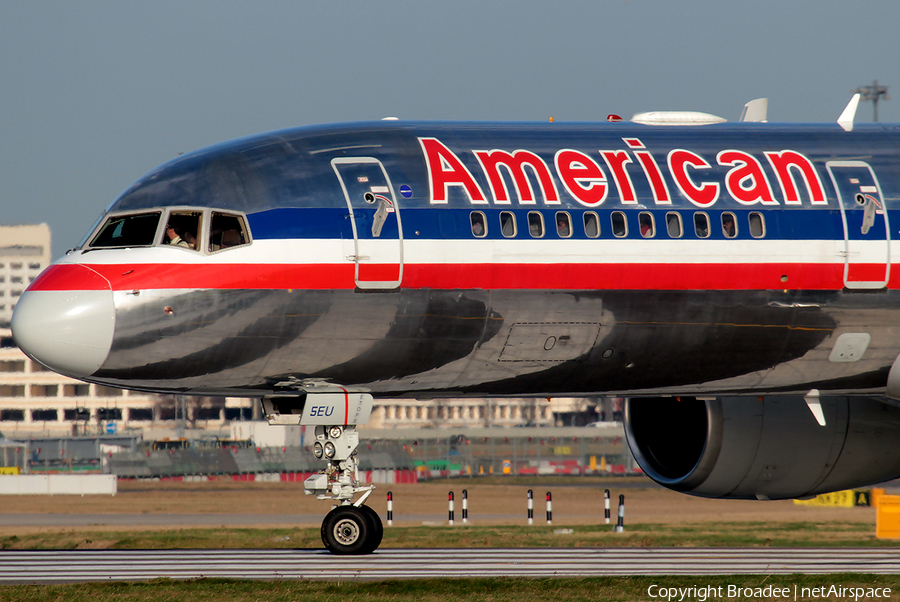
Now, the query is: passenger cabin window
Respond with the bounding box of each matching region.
[721,212,737,238]
[666,212,683,238]
[555,212,572,238]
[500,211,516,237]
[748,212,765,238]
[209,212,250,252]
[527,212,544,238]
[163,211,202,250]
[694,212,710,238]
[639,212,655,238]
[611,211,627,238]
[90,212,161,248]
[583,212,600,238]
[470,211,487,237]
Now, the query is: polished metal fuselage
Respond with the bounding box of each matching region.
[15,119,900,400]
[88,284,893,398]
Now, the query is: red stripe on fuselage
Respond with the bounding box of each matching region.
[405,262,849,290]
[25,261,861,292]
[27,263,111,292]
[27,263,356,292]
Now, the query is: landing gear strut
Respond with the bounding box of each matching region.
[262,390,381,555]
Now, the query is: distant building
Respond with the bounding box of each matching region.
[366,398,554,429]
[0,344,256,436]
[0,224,51,329]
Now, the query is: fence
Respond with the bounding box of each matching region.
[107,432,635,479]
[394,431,634,477]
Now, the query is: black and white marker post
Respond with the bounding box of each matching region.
[387,491,393,526]
[527,489,534,525]
[462,489,468,524]
[604,489,611,524]
[448,491,455,526]
[546,491,553,525]
[616,494,625,532]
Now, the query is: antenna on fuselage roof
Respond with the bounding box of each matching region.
[739,98,768,122]
[630,111,726,125]
[838,94,861,132]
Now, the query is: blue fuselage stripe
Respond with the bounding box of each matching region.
[247,206,854,242]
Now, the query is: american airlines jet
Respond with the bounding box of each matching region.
[12,95,900,554]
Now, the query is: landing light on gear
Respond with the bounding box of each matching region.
[261,391,381,555]
[323,440,336,458]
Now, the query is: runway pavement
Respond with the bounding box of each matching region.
[1,548,899,583]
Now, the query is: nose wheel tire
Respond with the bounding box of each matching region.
[321,505,383,555]
[358,504,383,553]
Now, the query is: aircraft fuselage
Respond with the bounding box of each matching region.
[12,120,900,400]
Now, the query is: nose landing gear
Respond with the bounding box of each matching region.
[304,424,384,555]
[262,390,382,555]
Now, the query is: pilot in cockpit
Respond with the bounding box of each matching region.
[165,221,196,249]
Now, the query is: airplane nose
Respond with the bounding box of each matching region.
[11,265,115,378]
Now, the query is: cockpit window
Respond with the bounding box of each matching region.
[88,208,250,254]
[162,211,202,250]
[77,214,105,249]
[209,212,250,252]
[90,212,161,248]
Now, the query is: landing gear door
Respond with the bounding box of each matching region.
[332,158,403,290]
[826,161,890,290]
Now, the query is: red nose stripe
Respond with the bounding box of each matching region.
[26,264,111,292]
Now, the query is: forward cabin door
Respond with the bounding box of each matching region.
[332,158,404,290]
[826,160,890,289]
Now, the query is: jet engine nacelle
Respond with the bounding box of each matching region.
[625,395,900,500]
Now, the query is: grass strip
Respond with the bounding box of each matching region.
[2,575,900,602]
[1,521,897,550]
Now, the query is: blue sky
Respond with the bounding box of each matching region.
[2,1,898,257]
